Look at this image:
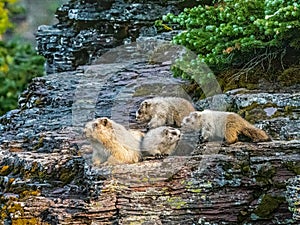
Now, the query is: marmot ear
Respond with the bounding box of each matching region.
[143,101,151,108]
[99,118,109,126]
[192,112,201,119]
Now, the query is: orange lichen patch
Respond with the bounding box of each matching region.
[9,178,15,185]
[20,190,41,198]
[0,165,10,175]
[12,218,45,225]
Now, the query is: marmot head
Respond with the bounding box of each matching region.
[181,111,202,131]
[161,127,181,145]
[136,100,154,122]
[84,117,113,141]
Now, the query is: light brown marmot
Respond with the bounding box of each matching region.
[140,126,181,157]
[181,110,271,144]
[84,117,142,165]
[136,97,195,129]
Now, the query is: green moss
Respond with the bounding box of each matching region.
[237,102,277,123]
[59,169,76,185]
[219,70,262,93]
[190,188,202,193]
[241,164,251,175]
[33,135,45,151]
[285,162,300,175]
[278,66,300,86]
[253,194,285,218]
[34,98,43,106]
[166,196,187,209]
[255,165,276,185]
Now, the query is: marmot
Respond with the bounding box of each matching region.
[136,97,195,129]
[84,117,142,165]
[140,126,181,157]
[181,110,271,144]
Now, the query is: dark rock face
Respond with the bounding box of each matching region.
[35,0,201,73]
[0,47,299,223]
[1,0,299,224]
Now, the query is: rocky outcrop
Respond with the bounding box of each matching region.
[0,139,299,224]
[35,0,202,73]
[1,0,299,224]
[0,44,299,223]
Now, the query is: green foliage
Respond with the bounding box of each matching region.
[162,0,300,80]
[0,0,45,115]
[0,0,18,34]
[0,40,45,115]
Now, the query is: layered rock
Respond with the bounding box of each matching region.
[35,0,202,73]
[1,0,299,224]
[0,50,299,223]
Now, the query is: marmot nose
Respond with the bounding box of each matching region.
[82,129,86,138]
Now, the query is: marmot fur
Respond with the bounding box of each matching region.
[136,97,195,129]
[84,117,142,165]
[181,110,271,144]
[141,126,181,157]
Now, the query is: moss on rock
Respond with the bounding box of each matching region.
[278,66,300,86]
[253,194,285,218]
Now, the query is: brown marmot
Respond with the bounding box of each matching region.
[140,126,181,157]
[84,117,142,165]
[136,97,195,129]
[181,110,271,144]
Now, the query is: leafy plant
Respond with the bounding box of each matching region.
[0,0,17,34]
[161,0,300,81]
[0,0,45,115]
[0,40,45,115]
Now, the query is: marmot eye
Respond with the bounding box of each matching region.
[92,122,98,129]
[185,118,190,123]
[143,101,150,108]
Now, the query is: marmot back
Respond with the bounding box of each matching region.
[181,110,271,144]
[136,96,195,129]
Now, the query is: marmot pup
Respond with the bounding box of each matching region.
[84,117,142,165]
[136,97,195,129]
[141,126,181,157]
[181,110,271,144]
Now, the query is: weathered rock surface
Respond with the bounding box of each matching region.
[35,0,202,73]
[1,0,299,224]
[0,45,299,223]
